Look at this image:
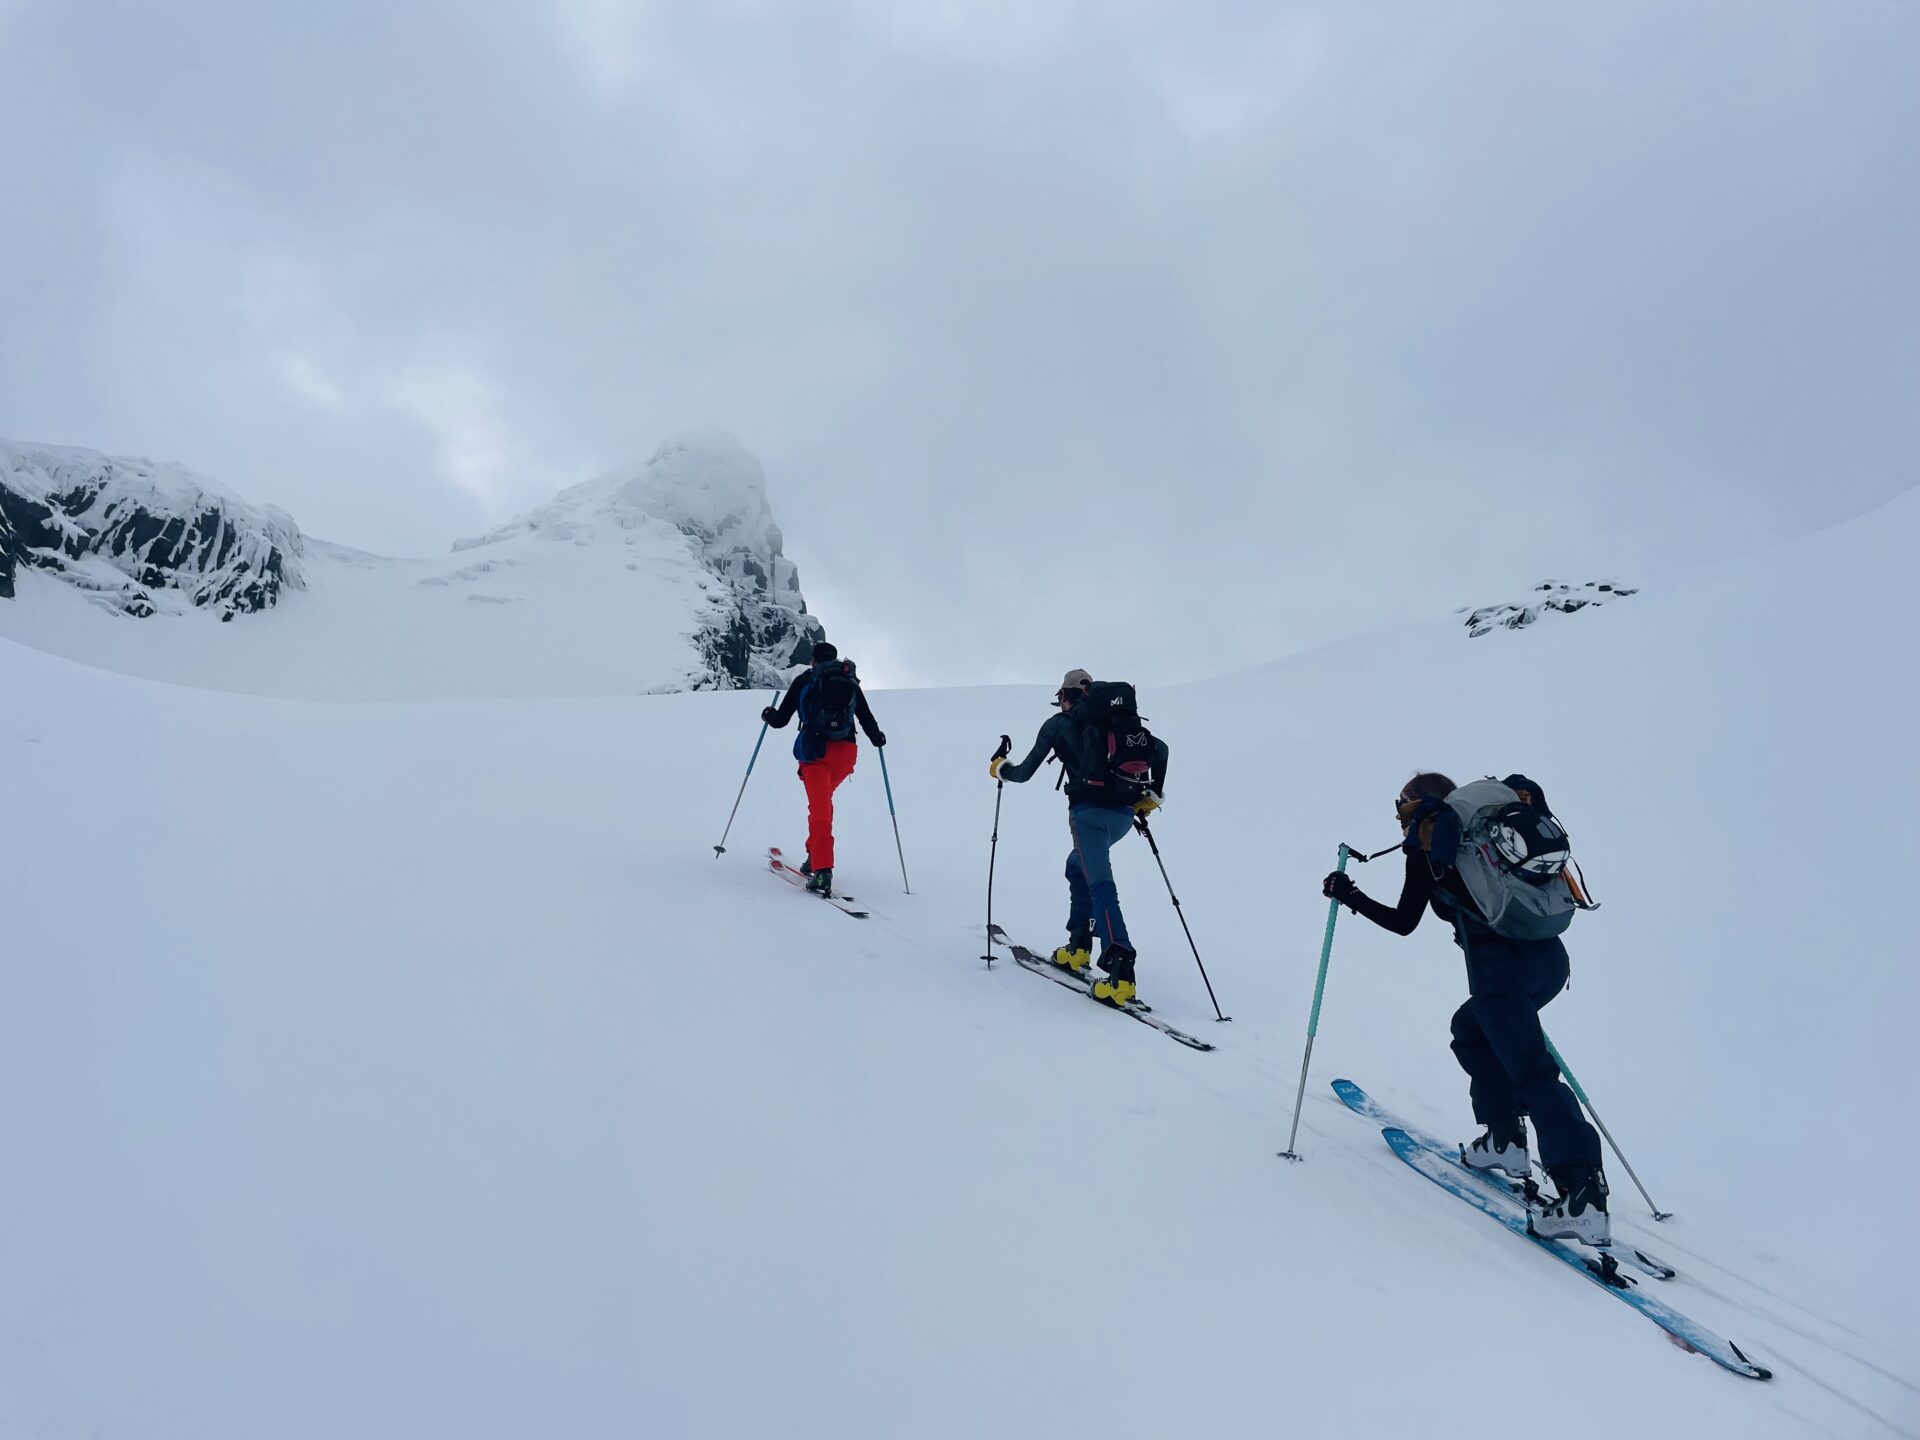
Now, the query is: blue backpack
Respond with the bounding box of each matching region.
[794,659,859,762]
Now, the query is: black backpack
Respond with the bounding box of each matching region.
[1067,680,1157,806]
[800,658,860,745]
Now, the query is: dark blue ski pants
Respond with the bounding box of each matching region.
[1065,803,1134,951]
[1449,932,1602,1172]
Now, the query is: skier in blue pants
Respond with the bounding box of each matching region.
[992,669,1168,1005]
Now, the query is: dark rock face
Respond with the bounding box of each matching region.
[690,538,825,691]
[0,443,303,620]
[0,502,15,600]
[1460,580,1639,637]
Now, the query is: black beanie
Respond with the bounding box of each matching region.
[812,641,839,664]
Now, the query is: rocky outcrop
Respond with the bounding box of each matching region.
[455,431,824,690]
[0,441,303,620]
[1460,581,1638,637]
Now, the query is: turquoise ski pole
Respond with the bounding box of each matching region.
[1543,1031,1672,1220]
[1280,843,1354,1160]
[877,745,910,894]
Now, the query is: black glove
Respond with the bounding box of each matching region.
[870,731,886,748]
[1322,871,1357,903]
[761,706,778,724]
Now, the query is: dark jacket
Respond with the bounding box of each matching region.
[765,666,884,751]
[1344,849,1489,942]
[999,709,1169,809]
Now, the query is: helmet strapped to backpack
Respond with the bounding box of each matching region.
[1066,680,1157,807]
[1428,774,1594,940]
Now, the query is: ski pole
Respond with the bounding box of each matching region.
[877,745,910,894]
[713,691,778,857]
[1280,842,1354,1160]
[1133,815,1229,1022]
[981,735,1011,967]
[1542,1031,1673,1221]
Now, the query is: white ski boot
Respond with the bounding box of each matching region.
[1461,1122,1531,1180]
[1531,1166,1612,1246]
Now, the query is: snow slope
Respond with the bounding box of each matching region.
[2,489,1916,1438]
[0,433,824,699]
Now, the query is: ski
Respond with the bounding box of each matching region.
[1331,1079,1676,1282]
[1380,1128,1770,1379]
[768,848,870,918]
[985,925,1214,1053]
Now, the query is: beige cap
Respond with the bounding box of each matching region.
[1055,668,1093,704]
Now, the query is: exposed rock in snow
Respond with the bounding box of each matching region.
[0,441,303,620]
[1459,580,1638,638]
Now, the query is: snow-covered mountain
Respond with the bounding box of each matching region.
[2,485,1914,1439]
[0,432,824,699]
[0,442,303,617]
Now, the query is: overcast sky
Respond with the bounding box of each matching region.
[4,0,1915,686]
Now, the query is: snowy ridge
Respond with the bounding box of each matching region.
[0,432,825,699]
[0,439,303,618]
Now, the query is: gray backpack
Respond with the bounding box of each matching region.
[1441,778,1590,941]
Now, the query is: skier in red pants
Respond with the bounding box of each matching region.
[761,642,886,895]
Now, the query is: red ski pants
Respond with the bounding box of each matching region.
[799,740,858,870]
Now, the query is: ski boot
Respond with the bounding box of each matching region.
[804,866,833,896]
[1051,927,1092,974]
[1092,944,1138,1006]
[1532,1164,1611,1246]
[1462,1118,1531,1180]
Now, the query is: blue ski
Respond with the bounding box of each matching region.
[1380,1127,1770,1380]
[1331,1079,1675,1282]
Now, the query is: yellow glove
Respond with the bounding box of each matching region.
[989,756,1006,779]
[1134,791,1162,815]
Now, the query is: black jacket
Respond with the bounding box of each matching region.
[765,668,884,746]
[1344,849,1488,940]
[999,709,1169,809]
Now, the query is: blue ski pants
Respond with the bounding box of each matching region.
[1449,932,1602,1171]
[1065,803,1135,952]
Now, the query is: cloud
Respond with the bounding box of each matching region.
[553,0,654,95]
[277,354,346,410]
[2,0,1915,682]
[389,364,514,513]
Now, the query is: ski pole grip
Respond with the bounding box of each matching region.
[992,734,1012,762]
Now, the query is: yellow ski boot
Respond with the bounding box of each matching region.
[1051,943,1092,974]
[1091,946,1138,1006]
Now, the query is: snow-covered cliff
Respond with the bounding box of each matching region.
[0,433,826,700]
[0,442,303,619]
[455,432,822,690]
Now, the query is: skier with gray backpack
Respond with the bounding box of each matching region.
[1322,772,1612,1244]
